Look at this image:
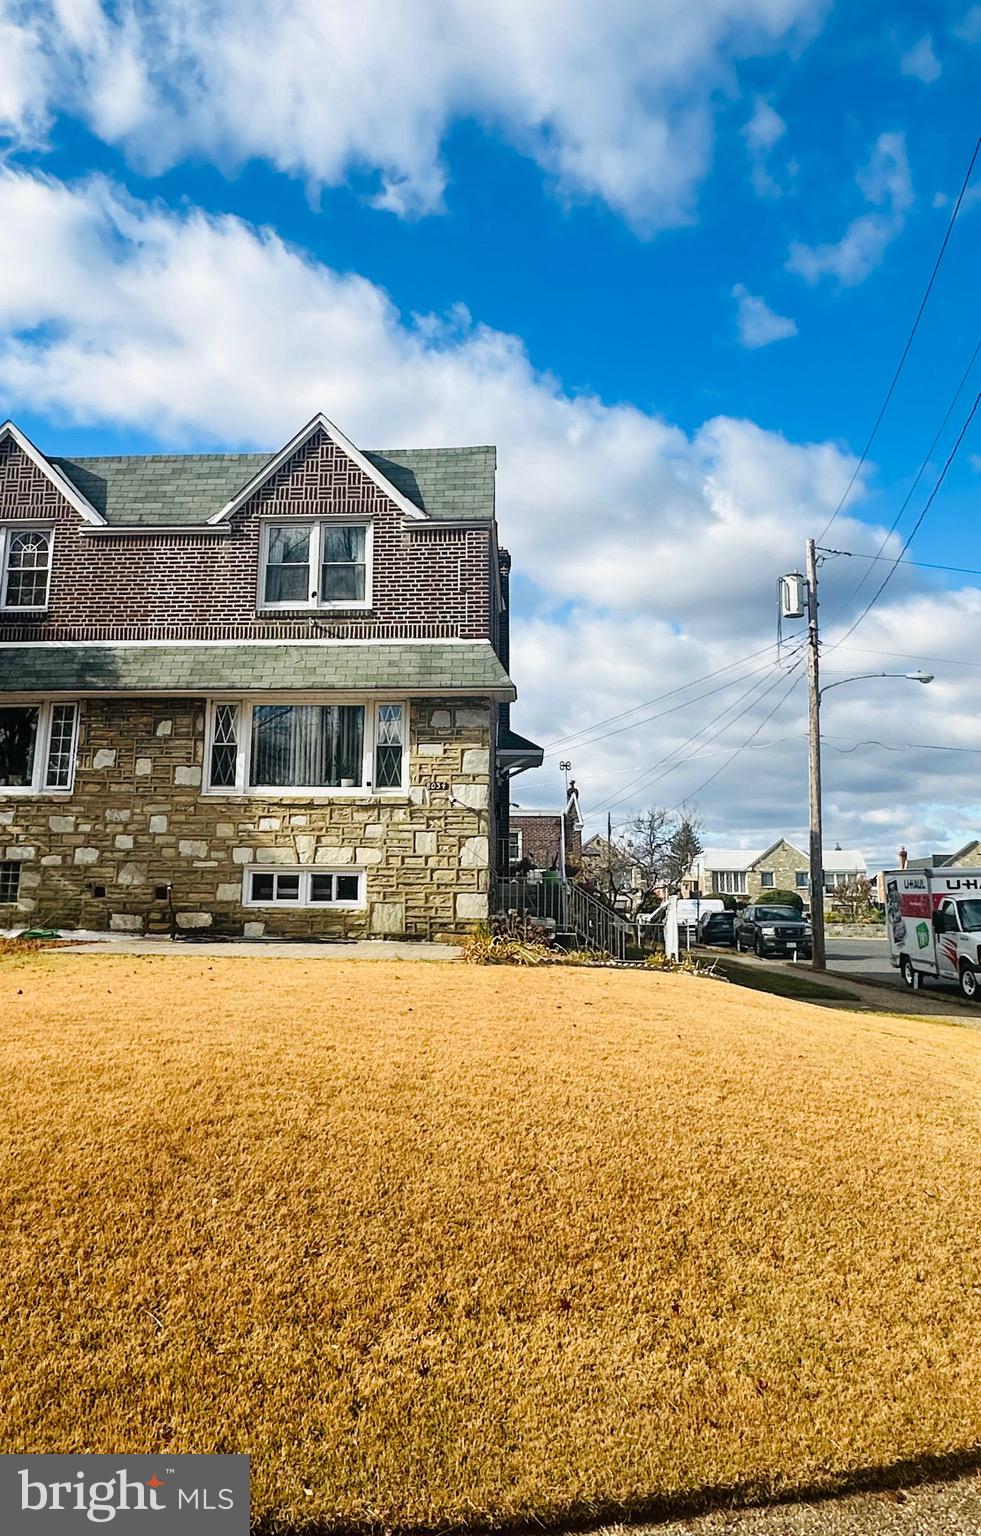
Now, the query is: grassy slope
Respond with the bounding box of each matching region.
[1,954,979,1531]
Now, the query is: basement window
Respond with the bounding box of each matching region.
[0,701,78,794]
[244,867,364,909]
[0,861,20,903]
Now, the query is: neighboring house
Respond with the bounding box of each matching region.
[0,414,543,939]
[692,841,867,903]
[508,785,583,878]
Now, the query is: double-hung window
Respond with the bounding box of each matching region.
[0,702,78,794]
[0,526,53,610]
[205,700,405,794]
[260,521,370,610]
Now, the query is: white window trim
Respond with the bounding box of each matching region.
[0,524,54,613]
[256,517,373,613]
[202,696,408,797]
[242,866,365,910]
[508,829,522,861]
[0,699,79,796]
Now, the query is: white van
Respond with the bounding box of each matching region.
[885,867,981,998]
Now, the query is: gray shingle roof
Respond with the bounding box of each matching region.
[49,446,496,527]
[0,642,515,697]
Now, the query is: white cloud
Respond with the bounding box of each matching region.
[955,6,981,44]
[742,96,788,196]
[787,131,912,285]
[732,283,797,347]
[0,164,977,861]
[900,35,942,84]
[0,0,826,229]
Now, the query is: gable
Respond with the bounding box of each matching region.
[751,838,806,869]
[0,421,103,524]
[210,415,428,524]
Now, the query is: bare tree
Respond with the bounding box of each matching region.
[830,874,876,922]
[629,805,673,890]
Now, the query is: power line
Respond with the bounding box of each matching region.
[821,334,981,630]
[823,733,981,756]
[542,649,795,758]
[539,638,797,754]
[818,129,981,541]
[665,665,806,810]
[586,649,806,819]
[819,545,981,580]
[830,385,981,650]
[583,653,800,816]
[834,642,981,669]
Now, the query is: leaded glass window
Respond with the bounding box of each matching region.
[374,703,403,789]
[210,703,239,788]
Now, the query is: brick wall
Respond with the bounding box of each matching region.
[0,697,493,939]
[0,431,493,642]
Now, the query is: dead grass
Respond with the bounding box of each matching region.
[0,953,979,1532]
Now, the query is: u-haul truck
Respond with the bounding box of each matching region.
[885,867,981,998]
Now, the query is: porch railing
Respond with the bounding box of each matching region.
[493,877,631,961]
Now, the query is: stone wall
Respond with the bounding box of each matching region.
[0,696,493,939]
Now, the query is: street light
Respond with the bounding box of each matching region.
[808,667,933,970]
[820,670,934,699]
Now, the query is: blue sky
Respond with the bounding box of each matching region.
[1,0,979,862]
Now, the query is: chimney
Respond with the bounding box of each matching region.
[899,846,908,870]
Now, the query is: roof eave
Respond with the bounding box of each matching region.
[0,421,105,525]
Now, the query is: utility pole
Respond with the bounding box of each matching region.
[806,537,826,971]
[607,810,614,901]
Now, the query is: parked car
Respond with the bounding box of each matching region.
[734,904,812,959]
[643,897,726,946]
[696,909,735,947]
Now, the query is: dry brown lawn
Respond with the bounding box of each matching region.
[0,952,979,1532]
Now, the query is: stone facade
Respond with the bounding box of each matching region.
[0,696,492,939]
[744,839,810,903]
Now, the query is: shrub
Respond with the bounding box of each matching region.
[758,888,804,912]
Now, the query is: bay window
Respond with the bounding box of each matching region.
[0,701,78,794]
[205,699,404,794]
[260,520,370,610]
[0,526,53,610]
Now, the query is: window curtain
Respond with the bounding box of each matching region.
[250,705,364,786]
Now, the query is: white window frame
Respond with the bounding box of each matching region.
[257,517,373,613]
[715,870,747,895]
[242,866,365,910]
[202,696,408,797]
[507,829,522,862]
[0,524,54,612]
[759,870,775,888]
[0,700,79,796]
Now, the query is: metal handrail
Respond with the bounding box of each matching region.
[493,876,630,960]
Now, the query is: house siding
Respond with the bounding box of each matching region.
[746,840,810,902]
[0,430,493,642]
[0,696,491,938]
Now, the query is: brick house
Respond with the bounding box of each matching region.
[508,785,583,877]
[691,840,867,903]
[0,415,543,938]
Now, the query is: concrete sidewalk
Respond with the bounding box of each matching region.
[615,1472,981,1535]
[58,936,463,960]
